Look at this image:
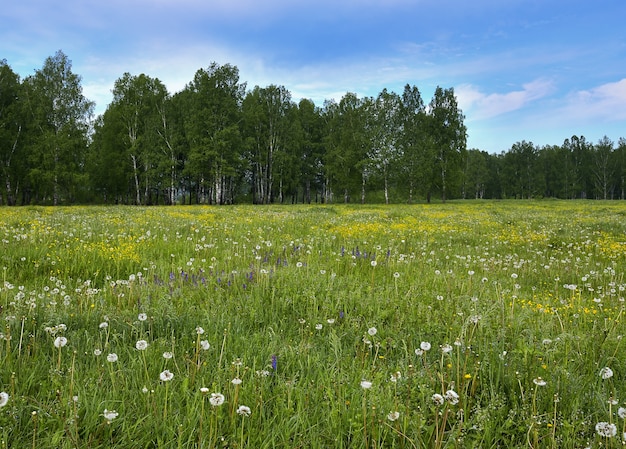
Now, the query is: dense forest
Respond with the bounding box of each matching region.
[1,51,625,206]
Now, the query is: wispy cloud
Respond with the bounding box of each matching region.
[456,79,554,120]
[561,79,626,122]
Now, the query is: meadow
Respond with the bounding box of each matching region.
[0,201,625,448]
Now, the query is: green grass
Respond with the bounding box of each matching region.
[0,201,625,448]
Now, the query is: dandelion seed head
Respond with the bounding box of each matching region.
[420,341,431,351]
[445,389,460,405]
[163,352,173,359]
[102,409,118,423]
[432,393,444,406]
[0,392,9,408]
[237,405,251,416]
[595,421,617,438]
[209,393,225,406]
[200,340,210,350]
[360,380,372,389]
[600,367,614,380]
[387,411,400,421]
[54,336,68,348]
[367,327,377,336]
[135,340,148,351]
[106,353,118,363]
[138,313,147,321]
[231,377,242,385]
[159,370,174,382]
[533,377,547,386]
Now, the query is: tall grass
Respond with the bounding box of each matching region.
[0,201,625,447]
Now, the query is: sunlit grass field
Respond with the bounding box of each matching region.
[1,201,626,448]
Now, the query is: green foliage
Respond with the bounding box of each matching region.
[3,52,626,205]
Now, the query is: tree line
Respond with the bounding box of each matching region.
[1,51,625,205]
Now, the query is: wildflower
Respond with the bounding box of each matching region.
[327,318,335,324]
[368,327,377,336]
[618,407,626,419]
[420,341,431,351]
[237,405,251,416]
[441,344,453,354]
[94,349,102,356]
[315,323,323,330]
[160,370,174,382]
[54,336,68,348]
[102,409,119,423]
[600,367,614,380]
[106,353,118,363]
[432,394,445,406]
[231,377,242,385]
[99,322,108,329]
[595,421,617,438]
[370,260,377,267]
[445,389,460,405]
[200,340,210,350]
[200,387,209,394]
[163,352,173,359]
[387,411,400,421]
[0,392,9,408]
[360,380,372,389]
[135,340,148,350]
[393,272,400,278]
[138,313,147,321]
[209,393,225,406]
[390,371,401,382]
[195,326,205,335]
[533,377,547,386]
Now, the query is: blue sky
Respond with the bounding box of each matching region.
[2,0,625,153]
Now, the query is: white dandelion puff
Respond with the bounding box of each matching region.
[237,405,251,416]
[600,367,614,380]
[159,370,174,382]
[0,392,9,408]
[102,409,119,423]
[209,393,225,406]
[596,421,617,438]
[54,336,67,348]
[445,389,460,405]
[432,393,445,406]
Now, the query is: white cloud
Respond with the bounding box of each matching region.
[562,79,626,121]
[456,79,554,120]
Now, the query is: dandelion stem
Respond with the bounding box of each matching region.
[362,391,368,448]
[218,326,228,372]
